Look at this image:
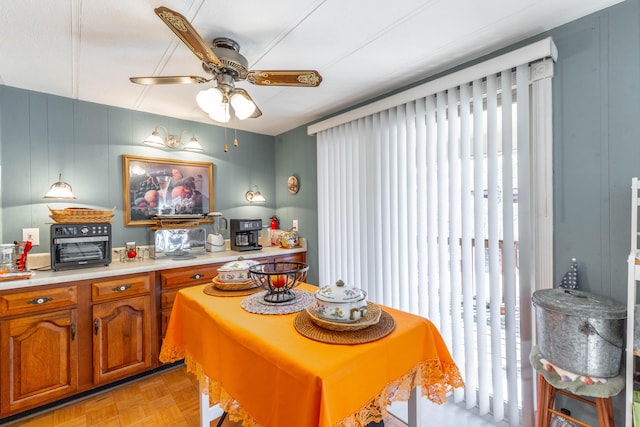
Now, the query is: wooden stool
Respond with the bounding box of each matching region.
[537,375,615,427]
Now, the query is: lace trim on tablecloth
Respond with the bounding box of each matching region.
[334,359,465,427]
[181,356,265,427]
[177,354,463,427]
[158,343,183,364]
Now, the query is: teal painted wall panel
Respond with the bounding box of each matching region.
[275,126,318,285]
[29,95,48,205]
[73,101,110,207]
[551,15,607,294]
[603,1,640,304]
[1,87,31,236]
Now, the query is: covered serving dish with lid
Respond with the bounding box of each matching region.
[217,257,260,283]
[312,280,368,322]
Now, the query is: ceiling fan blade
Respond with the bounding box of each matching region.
[154,7,222,67]
[129,76,211,85]
[245,70,322,87]
[232,88,262,118]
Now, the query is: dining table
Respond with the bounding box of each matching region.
[159,282,463,427]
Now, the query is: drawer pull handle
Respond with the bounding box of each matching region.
[94,318,99,335]
[112,284,132,292]
[71,323,76,340]
[27,297,53,305]
[190,274,204,280]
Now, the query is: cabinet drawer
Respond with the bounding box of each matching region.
[0,286,77,317]
[91,275,150,302]
[274,252,306,263]
[161,289,179,309]
[160,265,219,290]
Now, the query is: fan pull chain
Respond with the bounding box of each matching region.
[224,127,229,152]
[233,116,239,148]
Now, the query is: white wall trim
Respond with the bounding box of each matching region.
[307,37,558,136]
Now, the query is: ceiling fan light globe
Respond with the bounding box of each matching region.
[230,93,256,120]
[209,103,230,123]
[196,88,223,113]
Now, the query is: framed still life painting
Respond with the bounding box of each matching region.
[123,155,214,226]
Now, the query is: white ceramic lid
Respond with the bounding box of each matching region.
[218,257,260,273]
[315,280,366,303]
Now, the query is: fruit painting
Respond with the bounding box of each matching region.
[123,155,214,226]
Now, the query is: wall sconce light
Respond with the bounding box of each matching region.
[143,126,204,152]
[44,173,76,199]
[245,185,266,203]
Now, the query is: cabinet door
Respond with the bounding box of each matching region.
[92,295,151,384]
[0,309,78,416]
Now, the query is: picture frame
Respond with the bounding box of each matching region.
[123,155,214,226]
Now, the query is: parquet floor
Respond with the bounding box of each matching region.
[4,365,404,427]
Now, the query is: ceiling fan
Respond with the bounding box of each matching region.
[130,6,323,122]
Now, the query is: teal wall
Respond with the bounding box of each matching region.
[550,0,640,305]
[0,85,277,252]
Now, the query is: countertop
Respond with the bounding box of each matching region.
[0,240,307,292]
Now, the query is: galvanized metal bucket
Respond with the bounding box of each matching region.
[532,288,626,377]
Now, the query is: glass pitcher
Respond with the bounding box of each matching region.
[209,212,228,234]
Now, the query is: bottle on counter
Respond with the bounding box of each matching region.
[270,215,280,246]
[261,226,271,247]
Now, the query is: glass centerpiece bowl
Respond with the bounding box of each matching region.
[248,261,309,303]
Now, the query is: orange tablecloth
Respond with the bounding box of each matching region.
[160,283,463,427]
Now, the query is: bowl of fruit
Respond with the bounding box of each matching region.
[248,262,309,303]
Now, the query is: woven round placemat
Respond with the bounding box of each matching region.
[241,290,314,315]
[203,283,262,297]
[294,309,395,345]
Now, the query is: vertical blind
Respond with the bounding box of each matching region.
[313,40,555,426]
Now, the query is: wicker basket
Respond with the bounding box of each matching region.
[49,206,115,224]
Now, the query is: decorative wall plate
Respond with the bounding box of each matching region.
[287,176,299,194]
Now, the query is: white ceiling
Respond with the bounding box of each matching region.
[0,0,624,136]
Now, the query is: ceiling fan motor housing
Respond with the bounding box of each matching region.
[208,37,249,80]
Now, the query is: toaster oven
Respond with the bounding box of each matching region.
[50,223,112,271]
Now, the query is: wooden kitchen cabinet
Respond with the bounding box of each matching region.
[91,275,152,385]
[0,287,78,417]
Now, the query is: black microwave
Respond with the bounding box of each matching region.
[50,223,112,271]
